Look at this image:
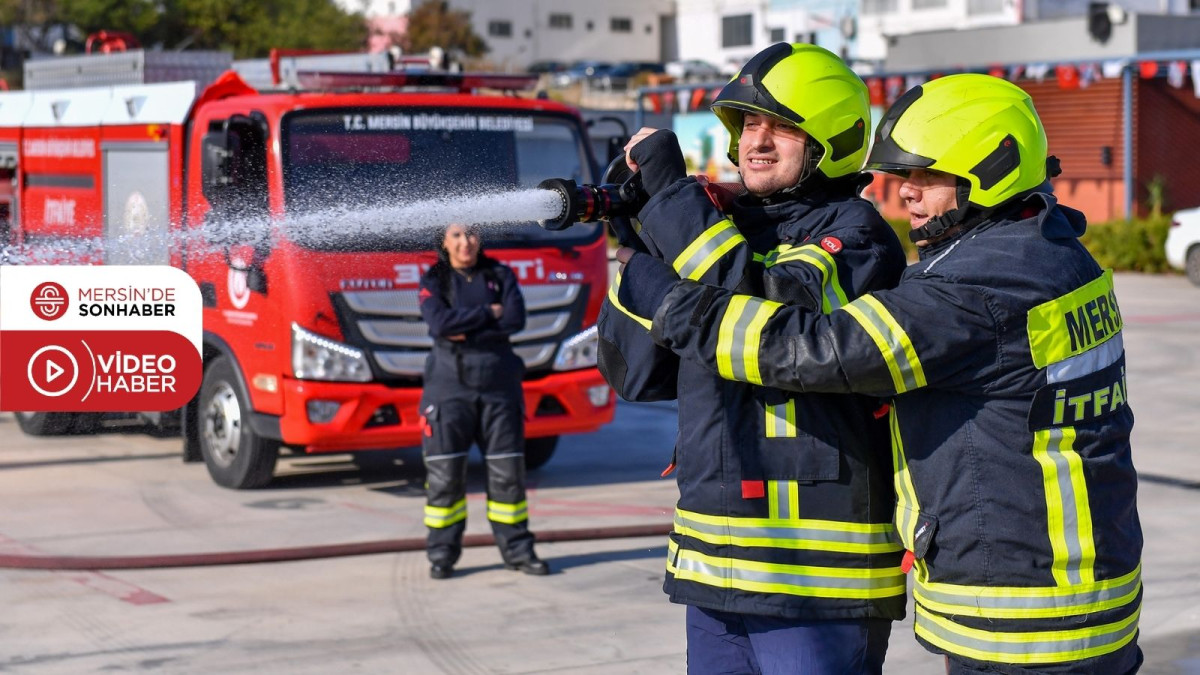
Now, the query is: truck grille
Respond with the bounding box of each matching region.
[335,284,585,382]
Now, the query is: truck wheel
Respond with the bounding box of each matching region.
[198,356,278,489]
[1186,246,1200,286]
[524,436,559,470]
[15,412,101,436]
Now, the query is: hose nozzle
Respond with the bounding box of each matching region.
[536,156,648,231]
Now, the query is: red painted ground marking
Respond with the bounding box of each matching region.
[0,530,169,605]
[336,500,420,523]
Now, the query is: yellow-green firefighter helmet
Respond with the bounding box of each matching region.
[711,42,871,180]
[865,73,1049,209]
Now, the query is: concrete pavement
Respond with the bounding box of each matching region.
[0,272,1197,673]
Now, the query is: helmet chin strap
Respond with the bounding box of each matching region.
[909,180,975,244]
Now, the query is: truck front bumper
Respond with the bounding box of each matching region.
[277,369,615,453]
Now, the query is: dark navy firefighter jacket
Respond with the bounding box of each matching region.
[599,176,910,622]
[634,190,1143,670]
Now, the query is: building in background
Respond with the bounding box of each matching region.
[336,0,675,70]
[675,0,858,75]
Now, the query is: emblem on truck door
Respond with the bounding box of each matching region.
[228,257,251,309]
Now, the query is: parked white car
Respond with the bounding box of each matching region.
[1166,206,1200,285]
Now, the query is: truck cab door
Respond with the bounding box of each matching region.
[201,112,270,293]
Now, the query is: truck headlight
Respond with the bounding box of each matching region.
[553,325,598,371]
[292,323,371,382]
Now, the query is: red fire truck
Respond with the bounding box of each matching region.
[3,50,616,488]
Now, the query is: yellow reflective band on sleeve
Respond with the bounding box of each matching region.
[914,564,1141,620]
[913,602,1140,665]
[767,481,801,520]
[771,244,850,313]
[840,295,927,393]
[765,399,797,438]
[424,498,468,528]
[1027,270,1122,369]
[667,544,906,599]
[715,295,783,385]
[1032,427,1096,586]
[606,269,653,330]
[672,218,746,281]
[889,408,921,552]
[486,499,529,525]
[673,507,902,555]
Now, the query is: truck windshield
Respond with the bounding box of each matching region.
[281,107,601,251]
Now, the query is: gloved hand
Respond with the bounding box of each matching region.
[617,250,680,320]
[626,129,687,198]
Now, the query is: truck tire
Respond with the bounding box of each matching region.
[524,435,559,470]
[15,412,102,436]
[1187,246,1200,286]
[197,356,278,489]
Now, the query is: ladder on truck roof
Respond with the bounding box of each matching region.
[23,50,231,90]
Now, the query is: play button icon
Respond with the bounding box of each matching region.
[27,345,80,398]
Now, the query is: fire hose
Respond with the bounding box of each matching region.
[0,523,673,571]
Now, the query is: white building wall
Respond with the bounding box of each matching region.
[856,0,1019,64]
[450,0,672,70]
[677,0,862,75]
[336,0,413,18]
[337,0,677,70]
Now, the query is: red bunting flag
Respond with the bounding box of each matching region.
[1056,64,1080,90]
[884,75,904,105]
[1139,61,1159,79]
[867,78,885,106]
[691,87,707,112]
[988,64,1006,79]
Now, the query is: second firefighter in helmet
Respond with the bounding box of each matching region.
[605,44,907,673]
[865,73,1060,246]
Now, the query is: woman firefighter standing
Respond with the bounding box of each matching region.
[417,223,549,579]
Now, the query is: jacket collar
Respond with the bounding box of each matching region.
[730,174,867,231]
[917,183,1083,259]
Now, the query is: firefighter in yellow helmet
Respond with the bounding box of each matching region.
[597,43,908,672]
[615,73,1143,675]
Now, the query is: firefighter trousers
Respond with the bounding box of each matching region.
[420,350,533,567]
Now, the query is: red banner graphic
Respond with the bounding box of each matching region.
[0,330,201,412]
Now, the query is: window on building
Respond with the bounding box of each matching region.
[795,31,817,43]
[1190,0,1200,9]
[611,17,633,32]
[861,0,898,14]
[387,1,396,14]
[586,20,594,31]
[967,0,1005,13]
[549,13,573,29]
[722,14,753,47]
[769,27,786,42]
[645,24,653,34]
[488,20,512,38]
[913,0,948,8]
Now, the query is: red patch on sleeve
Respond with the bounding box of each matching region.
[418,287,432,303]
[820,236,843,254]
